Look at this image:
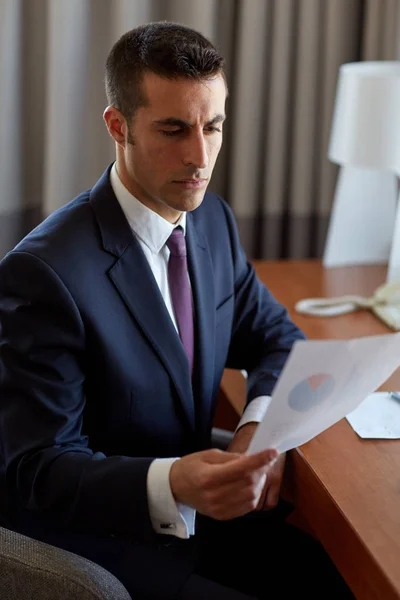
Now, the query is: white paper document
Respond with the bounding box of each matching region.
[247,333,400,454]
[346,392,400,438]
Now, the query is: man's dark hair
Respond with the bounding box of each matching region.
[105,21,226,120]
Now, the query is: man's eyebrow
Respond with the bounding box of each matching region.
[153,114,226,128]
[207,114,226,126]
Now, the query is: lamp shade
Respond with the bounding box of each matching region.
[328,61,400,175]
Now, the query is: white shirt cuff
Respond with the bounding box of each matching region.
[236,395,272,432]
[146,458,196,539]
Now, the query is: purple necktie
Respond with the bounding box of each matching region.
[166,228,194,373]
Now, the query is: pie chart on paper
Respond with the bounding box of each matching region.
[288,373,335,412]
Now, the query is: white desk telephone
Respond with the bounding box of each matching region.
[295,281,400,330]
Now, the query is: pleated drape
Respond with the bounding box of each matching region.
[1,0,400,258]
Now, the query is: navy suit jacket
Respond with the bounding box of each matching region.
[0,165,305,542]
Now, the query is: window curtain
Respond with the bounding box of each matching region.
[1,0,400,258]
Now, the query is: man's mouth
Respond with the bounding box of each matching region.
[172,178,208,188]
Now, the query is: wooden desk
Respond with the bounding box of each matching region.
[220,260,400,600]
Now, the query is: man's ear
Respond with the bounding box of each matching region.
[103,106,127,145]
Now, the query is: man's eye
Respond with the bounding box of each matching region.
[205,127,222,134]
[161,129,182,137]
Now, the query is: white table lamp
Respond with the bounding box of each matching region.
[323,61,400,283]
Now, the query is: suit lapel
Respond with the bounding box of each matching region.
[186,214,216,438]
[90,167,195,430]
[109,242,195,429]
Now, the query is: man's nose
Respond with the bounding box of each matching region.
[182,132,209,169]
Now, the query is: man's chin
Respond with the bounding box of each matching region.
[171,189,206,213]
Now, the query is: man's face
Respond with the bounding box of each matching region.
[117,72,227,222]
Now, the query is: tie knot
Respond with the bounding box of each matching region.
[166,227,187,257]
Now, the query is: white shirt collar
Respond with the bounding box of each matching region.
[110,162,187,255]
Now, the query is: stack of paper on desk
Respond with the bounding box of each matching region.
[247,333,400,454]
[346,392,400,439]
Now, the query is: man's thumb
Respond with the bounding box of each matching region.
[202,449,242,464]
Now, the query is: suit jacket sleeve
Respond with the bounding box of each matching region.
[0,250,154,540]
[219,199,306,405]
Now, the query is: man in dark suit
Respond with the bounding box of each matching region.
[0,22,353,599]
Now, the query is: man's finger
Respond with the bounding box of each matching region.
[264,480,280,510]
[208,448,278,484]
[255,478,268,511]
[203,476,268,520]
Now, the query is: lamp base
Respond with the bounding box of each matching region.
[323,165,397,267]
[387,189,400,283]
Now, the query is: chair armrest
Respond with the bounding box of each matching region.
[0,526,132,600]
[211,427,234,449]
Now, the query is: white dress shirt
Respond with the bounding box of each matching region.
[110,163,270,539]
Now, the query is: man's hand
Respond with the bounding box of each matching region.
[228,422,286,511]
[227,422,259,455]
[169,447,278,521]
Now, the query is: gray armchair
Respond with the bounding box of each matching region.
[0,525,132,600]
[0,428,234,599]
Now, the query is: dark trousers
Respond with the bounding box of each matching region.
[37,506,354,600]
[189,512,354,599]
